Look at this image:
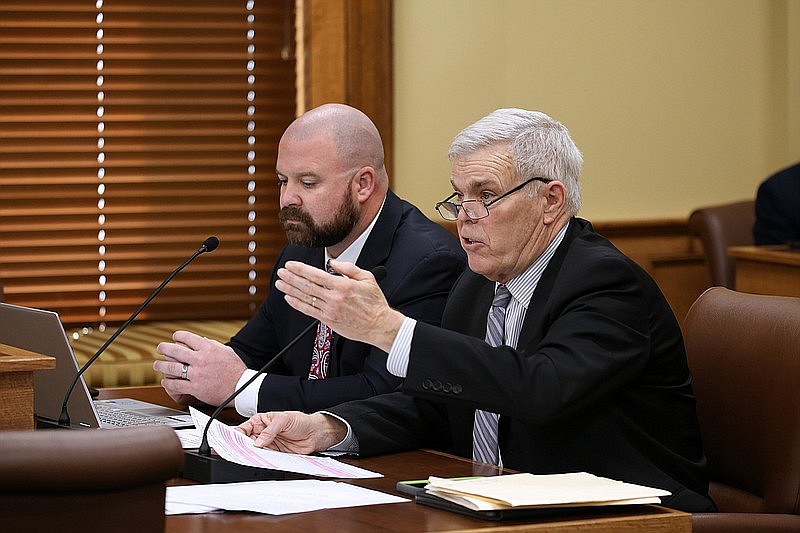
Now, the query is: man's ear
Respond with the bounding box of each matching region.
[541,181,567,224]
[353,167,377,203]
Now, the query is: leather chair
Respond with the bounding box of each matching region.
[687,200,755,288]
[683,287,800,532]
[0,426,183,532]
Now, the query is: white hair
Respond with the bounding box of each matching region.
[448,108,583,216]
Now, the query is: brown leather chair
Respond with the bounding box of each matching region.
[684,287,800,532]
[0,426,183,532]
[688,200,755,288]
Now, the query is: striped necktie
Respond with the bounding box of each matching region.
[472,284,512,465]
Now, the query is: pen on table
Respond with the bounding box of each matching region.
[398,476,483,485]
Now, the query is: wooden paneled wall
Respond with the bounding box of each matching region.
[593,219,709,322]
[301,0,394,175]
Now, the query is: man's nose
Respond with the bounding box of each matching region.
[279,181,302,208]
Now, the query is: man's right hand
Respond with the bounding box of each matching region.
[154,330,247,406]
[236,411,348,454]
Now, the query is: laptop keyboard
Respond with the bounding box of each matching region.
[95,402,173,427]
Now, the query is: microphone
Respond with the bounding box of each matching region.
[58,236,220,427]
[183,264,388,483]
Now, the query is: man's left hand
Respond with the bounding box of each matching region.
[275,260,404,352]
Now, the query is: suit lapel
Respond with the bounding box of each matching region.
[441,271,495,337]
[516,218,581,348]
[284,247,324,357]
[353,189,402,275]
[445,273,496,457]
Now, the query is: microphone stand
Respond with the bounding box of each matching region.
[58,237,219,427]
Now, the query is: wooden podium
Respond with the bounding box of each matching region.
[0,343,56,430]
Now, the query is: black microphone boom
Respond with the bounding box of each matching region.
[57,236,220,427]
[182,264,388,483]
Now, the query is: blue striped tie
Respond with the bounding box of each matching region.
[472,285,511,465]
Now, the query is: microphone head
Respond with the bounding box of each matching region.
[371,265,387,282]
[202,236,220,253]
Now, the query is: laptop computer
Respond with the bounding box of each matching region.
[0,302,194,429]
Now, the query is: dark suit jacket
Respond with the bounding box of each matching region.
[753,161,800,245]
[330,218,714,513]
[228,190,466,412]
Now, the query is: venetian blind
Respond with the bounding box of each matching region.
[0,0,295,326]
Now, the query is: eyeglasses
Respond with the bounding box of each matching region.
[435,176,553,221]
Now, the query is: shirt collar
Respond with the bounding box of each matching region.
[501,222,569,308]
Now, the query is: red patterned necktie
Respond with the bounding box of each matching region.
[308,262,336,380]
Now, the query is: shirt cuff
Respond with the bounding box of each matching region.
[234,368,266,417]
[386,317,416,378]
[319,411,359,454]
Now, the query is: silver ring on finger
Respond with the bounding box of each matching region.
[180,362,189,380]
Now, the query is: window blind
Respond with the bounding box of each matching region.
[0,0,295,326]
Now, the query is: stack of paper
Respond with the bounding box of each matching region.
[187,407,382,479]
[166,479,406,516]
[424,472,670,511]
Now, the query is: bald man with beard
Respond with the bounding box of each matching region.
[154,104,466,416]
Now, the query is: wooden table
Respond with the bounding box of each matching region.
[729,245,800,297]
[99,386,691,532]
[0,343,56,430]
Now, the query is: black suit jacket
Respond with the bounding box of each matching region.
[228,190,466,412]
[330,218,714,512]
[753,161,800,245]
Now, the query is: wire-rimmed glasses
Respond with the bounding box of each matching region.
[435,176,552,221]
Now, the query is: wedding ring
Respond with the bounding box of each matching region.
[180,362,189,380]
[312,296,317,308]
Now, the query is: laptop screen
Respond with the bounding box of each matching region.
[0,302,102,427]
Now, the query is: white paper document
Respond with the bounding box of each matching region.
[425,472,670,511]
[166,479,407,515]
[174,428,203,449]
[188,407,380,479]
